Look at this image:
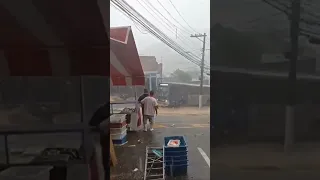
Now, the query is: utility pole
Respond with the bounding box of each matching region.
[285,0,300,153]
[160,56,163,83]
[191,33,207,108]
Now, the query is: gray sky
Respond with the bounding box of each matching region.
[110,0,210,75]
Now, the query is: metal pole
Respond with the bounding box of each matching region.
[190,33,207,108]
[149,74,152,90]
[4,134,9,164]
[199,33,206,108]
[160,57,163,83]
[134,86,137,100]
[79,76,88,162]
[284,0,300,153]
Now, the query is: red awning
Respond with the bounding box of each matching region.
[0,1,145,86]
[110,26,145,86]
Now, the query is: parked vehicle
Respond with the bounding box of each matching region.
[158,82,210,106]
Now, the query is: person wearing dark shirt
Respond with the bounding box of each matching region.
[138,88,149,102]
[88,102,110,180]
[138,89,149,116]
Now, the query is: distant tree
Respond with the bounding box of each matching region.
[170,69,192,83]
[186,70,200,79]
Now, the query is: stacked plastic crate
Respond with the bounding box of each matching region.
[163,136,188,177]
[110,114,128,145]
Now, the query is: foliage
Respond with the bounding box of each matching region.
[170,69,192,83]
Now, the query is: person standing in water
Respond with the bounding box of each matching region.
[140,90,158,131]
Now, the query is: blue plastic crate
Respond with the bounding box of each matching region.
[164,155,188,162]
[165,164,188,176]
[164,150,188,157]
[164,136,188,152]
[165,159,188,166]
[112,135,127,145]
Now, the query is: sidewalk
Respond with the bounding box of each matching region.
[212,143,320,171]
[160,107,210,116]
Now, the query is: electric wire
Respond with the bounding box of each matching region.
[168,0,199,34]
[136,0,202,52]
[155,0,195,35]
[111,0,203,67]
[111,0,210,69]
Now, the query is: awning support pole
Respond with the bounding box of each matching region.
[79,76,87,162]
[134,86,137,100]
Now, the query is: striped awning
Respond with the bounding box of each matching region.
[0,0,145,86]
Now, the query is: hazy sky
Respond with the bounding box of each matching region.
[110,0,210,74]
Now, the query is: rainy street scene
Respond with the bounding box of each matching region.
[0,0,210,179]
[110,0,210,179]
[110,108,210,180]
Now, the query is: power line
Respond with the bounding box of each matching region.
[155,0,195,35]
[143,0,201,43]
[137,0,201,52]
[136,0,173,31]
[168,0,199,34]
[261,0,290,15]
[266,0,320,23]
[111,3,148,34]
[113,0,210,69]
[262,0,320,36]
[141,0,200,45]
[300,28,320,36]
[141,0,175,29]
[111,0,209,69]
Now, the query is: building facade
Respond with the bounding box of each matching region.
[139,56,163,91]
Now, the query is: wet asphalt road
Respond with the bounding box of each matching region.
[111,114,210,180]
[213,171,320,180]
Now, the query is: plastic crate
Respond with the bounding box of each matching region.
[165,159,188,166]
[110,126,127,134]
[164,155,188,162]
[112,135,127,145]
[164,150,188,157]
[110,121,127,128]
[110,128,127,140]
[164,136,187,152]
[165,164,188,177]
[110,114,127,124]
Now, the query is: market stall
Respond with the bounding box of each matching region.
[109,26,145,146]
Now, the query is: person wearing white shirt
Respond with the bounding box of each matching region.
[140,90,158,131]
